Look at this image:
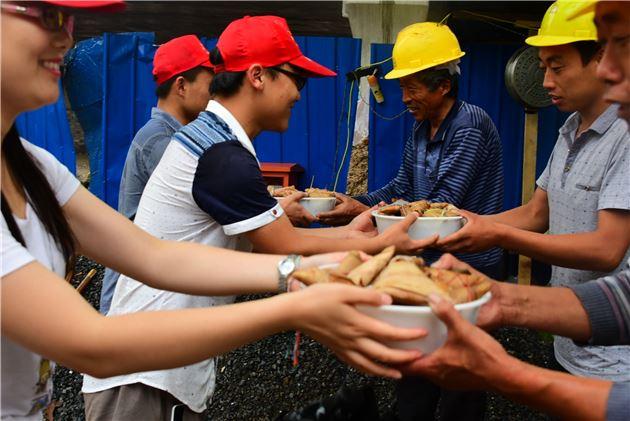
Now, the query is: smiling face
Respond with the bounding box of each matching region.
[595,1,630,122]
[255,64,302,132]
[1,5,73,118]
[399,74,448,122]
[538,44,606,113]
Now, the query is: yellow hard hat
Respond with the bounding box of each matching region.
[385,22,465,80]
[526,0,597,47]
[568,0,596,20]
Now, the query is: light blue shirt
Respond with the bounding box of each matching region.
[100,107,182,314]
[117,107,183,219]
[537,104,630,381]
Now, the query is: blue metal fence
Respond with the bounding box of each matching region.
[27,34,569,214]
[251,36,362,194]
[368,43,568,211]
[64,33,361,208]
[15,81,76,173]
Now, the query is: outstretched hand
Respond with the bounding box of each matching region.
[431,254,504,331]
[317,193,369,226]
[437,209,503,253]
[345,205,379,239]
[396,293,510,389]
[300,250,370,270]
[293,284,426,379]
[379,213,439,255]
[279,192,317,227]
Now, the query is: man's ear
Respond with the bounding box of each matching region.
[439,79,452,97]
[174,76,187,97]
[246,64,265,91]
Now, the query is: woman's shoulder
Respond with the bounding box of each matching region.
[19,138,62,169]
[19,138,80,205]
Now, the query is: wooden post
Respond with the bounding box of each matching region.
[518,111,538,285]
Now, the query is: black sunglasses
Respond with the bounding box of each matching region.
[271,67,307,91]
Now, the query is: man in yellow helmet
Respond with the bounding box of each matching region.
[324,22,505,421]
[320,22,505,280]
[394,1,630,419]
[437,0,630,384]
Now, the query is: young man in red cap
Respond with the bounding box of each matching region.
[98,34,213,314]
[83,15,434,421]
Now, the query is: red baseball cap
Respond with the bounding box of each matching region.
[153,35,213,86]
[43,0,125,12]
[214,15,336,78]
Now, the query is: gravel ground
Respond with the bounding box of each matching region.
[52,257,555,421]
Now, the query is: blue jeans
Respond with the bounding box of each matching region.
[99,268,120,314]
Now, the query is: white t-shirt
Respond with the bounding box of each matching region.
[1,139,80,420]
[82,101,284,413]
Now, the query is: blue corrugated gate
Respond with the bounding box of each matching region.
[15,81,76,174]
[24,34,569,214]
[63,33,361,208]
[368,43,568,211]
[254,36,362,194]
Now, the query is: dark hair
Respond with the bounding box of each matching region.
[208,47,277,97]
[1,125,75,273]
[154,66,208,99]
[414,67,459,98]
[572,41,602,66]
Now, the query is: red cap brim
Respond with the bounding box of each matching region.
[289,55,336,78]
[43,0,126,12]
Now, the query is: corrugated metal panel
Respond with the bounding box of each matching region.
[253,36,362,192]
[101,32,156,208]
[368,43,568,211]
[64,33,360,207]
[15,81,76,174]
[64,37,106,186]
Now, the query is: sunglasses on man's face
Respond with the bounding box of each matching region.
[271,67,307,91]
[1,2,74,36]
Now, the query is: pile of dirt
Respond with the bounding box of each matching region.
[345,138,369,196]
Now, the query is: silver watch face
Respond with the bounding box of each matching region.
[279,258,296,276]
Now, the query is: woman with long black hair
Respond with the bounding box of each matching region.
[0,2,424,419]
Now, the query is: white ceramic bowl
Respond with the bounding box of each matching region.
[299,197,337,217]
[372,210,464,239]
[357,292,491,354]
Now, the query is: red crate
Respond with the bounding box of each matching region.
[260,162,304,187]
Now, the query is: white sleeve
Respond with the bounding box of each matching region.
[1,216,35,277]
[21,139,80,206]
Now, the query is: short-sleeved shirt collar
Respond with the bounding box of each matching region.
[559,104,620,140]
[151,107,183,132]
[206,100,257,160]
[415,100,463,144]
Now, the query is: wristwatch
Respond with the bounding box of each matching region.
[277,254,301,293]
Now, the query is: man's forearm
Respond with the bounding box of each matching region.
[486,188,549,232]
[495,226,620,272]
[498,283,591,341]
[354,181,400,207]
[252,227,384,255]
[296,226,349,239]
[487,206,548,233]
[491,355,611,421]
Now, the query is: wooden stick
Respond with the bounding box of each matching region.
[518,111,538,286]
[76,268,97,294]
